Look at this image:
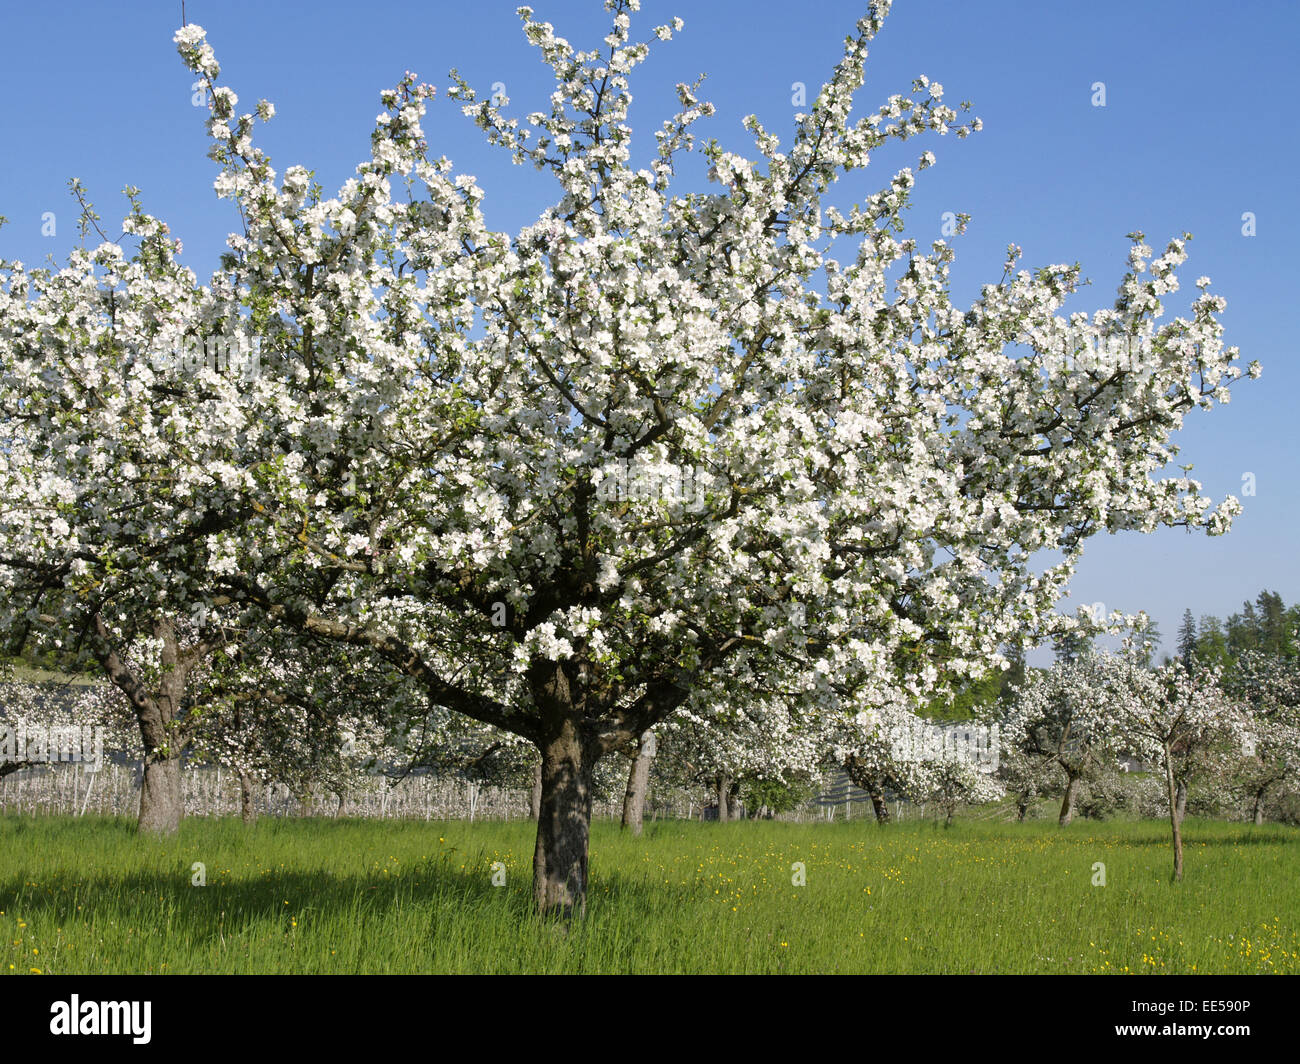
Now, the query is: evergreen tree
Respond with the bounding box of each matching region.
[1000,643,1028,701]
[1227,602,1258,657]
[1286,605,1300,659]
[1195,615,1230,670]
[1177,609,1197,668]
[1256,590,1286,657]
[1053,629,1093,665]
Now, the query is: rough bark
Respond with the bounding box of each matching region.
[620,729,655,835]
[137,755,182,835]
[1174,778,1188,824]
[1016,799,1029,823]
[134,629,187,836]
[532,719,594,919]
[530,760,543,821]
[845,758,891,824]
[94,615,202,837]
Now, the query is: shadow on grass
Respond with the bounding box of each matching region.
[0,842,715,951]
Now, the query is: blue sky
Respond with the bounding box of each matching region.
[1,0,1295,660]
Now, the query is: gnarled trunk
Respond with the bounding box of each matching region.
[135,664,185,837]
[98,616,196,838]
[532,719,595,919]
[620,729,655,835]
[138,754,182,835]
[845,758,890,824]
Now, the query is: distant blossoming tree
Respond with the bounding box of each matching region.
[1223,650,1300,823]
[1003,653,1131,826]
[1106,653,1246,879]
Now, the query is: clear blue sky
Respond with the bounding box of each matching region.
[1,0,1296,661]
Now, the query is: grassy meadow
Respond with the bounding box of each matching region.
[1,814,1296,974]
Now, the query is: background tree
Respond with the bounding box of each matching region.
[1222,650,1300,823]
[1003,653,1127,826]
[919,755,1003,828]
[1108,654,1246,880]
[1177,609,1197,669]
[0,186,259,834]
[994,744,1058,822]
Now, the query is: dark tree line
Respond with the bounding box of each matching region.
[1177,590,1300,673]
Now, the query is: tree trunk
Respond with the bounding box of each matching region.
[138,755,182,835]
[530,761,543,821]
[870,792,891,824]
[1058,773,1078,827]
[716,773,733,823]
[97,616,194,838]
[1252,790,1265,825]
[944,807,954,828]
[1016,798,1029,823]
[1164,745,1184,881]
[239,770,258,825]
[620,730,655,836]
[1174,779,1188,824]
[845,759,890,824]
[135,668,185,836]
[297,782,314,818]
[532,719,595,919]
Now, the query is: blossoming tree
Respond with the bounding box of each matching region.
[1106,654,1247,879]
[835,701,1002,823]
[1222,650,1300,823]
[1,0,1255,914]
[1002,653,1131,826]
[655,686,828,822]
[0,174,269,833]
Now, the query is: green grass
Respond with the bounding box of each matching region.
[3,661,97,684]
[1,814,1296,973]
